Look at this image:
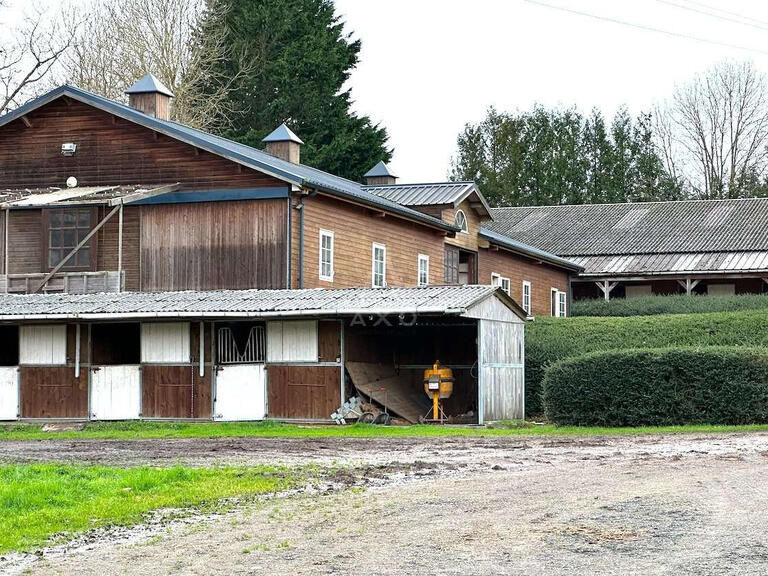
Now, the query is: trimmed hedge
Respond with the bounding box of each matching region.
[524,309,768,416]
[572,293,768,317]
[542,347,768,426]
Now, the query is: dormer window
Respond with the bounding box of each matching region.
[455,209,468,233]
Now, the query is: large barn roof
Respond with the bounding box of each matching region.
[0,85,456,233]
[0,285,526,321]
[488,198,768,257]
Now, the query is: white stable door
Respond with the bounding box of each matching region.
[0,367,19,420]
[90,365,141,420]
[214,365,266,421]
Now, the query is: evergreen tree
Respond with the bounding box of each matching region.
[197,0,391,181]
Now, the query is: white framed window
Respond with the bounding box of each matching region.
[491,272,501,286]
[319,229,334,282]
[418,254,429,286]
[372,243,386,288]
[551,288,558,317]
[500,277,510,295]
[455,209,468,233]
[522,281,531,314]
[558,291,567,317]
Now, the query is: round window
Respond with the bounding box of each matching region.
[455,209,468,233]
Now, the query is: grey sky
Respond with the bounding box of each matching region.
[5,0,768,182]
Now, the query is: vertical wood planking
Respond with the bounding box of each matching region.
[479,319,525,421]
[267,365,341,420]
[90,365,141,420]
[0,367,19,420]
[266,320,318,362]
[140,323,190,363]
[19,325,67,365]
[19,366,88,418]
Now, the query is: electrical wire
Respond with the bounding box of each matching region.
[655,0,768,32]
[676,0,768,28]
[521,0,768,56]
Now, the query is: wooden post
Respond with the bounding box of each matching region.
[677,278,700,295]
[3,208,8,277]
[117,203,124,292]
[595,280,617,301]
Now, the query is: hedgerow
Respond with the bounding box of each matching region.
[542,347,768,426]
[571,293,768,317]
[524,310,768,416]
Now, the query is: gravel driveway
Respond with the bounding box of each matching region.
[4,432,768,575]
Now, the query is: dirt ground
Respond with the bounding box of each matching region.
[3,432,768,575]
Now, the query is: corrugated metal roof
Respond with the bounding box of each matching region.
[488,199,768,256]
[571,251,768,276]
[0,184,177,207]
[365,181,479,207]
[0,86,456,233]
[0,285,521,320]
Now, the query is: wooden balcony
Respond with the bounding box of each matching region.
[0,271,123,294]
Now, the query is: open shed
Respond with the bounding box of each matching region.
[0,285,526,424]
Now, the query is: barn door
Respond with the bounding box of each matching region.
[214,365,266,421]
[267,365,340,420]
[0,367,19,420]
[90,365,141,420]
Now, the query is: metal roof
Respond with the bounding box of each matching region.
[262,123,304,144]
[365,181,493,217]
[478,229,584,272]
[125,73,174,97]
[488,198,768,256]
[364,161,397,178]
[0,86,456,233]
[570,251,768,277]
[0,285,525,321]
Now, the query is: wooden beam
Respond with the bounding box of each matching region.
[117,203,123,292]
[677,278,700,295]
[20,115,32,128]
[111,183,182,206]
[35,205,121,293]
[595,280,618,301]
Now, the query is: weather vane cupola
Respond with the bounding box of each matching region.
[263,123,304,164]
[364,161,397,186]
[125,73,174,121]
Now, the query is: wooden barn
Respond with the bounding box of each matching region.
[0,286,526,423]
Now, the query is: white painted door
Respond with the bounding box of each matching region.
[0,367,19,420]
[214,365,266,421]
[90,365,141,420]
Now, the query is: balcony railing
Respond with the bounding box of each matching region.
[0,271,123,294]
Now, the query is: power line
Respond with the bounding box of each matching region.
[655,0,768,32]
[521,0,768,56]
[677,0,768,28]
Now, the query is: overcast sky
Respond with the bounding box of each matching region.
[5,0,768,182]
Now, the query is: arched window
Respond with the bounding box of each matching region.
[455,209,468,233]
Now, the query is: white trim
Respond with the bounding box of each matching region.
[455,209,468,233]
[522,280,531,314]
[558,290,567,317]
[319,229,334,282]
[551,287,559,317]
[418,254,429,286]
[491,272,501,286]
[372,242,386,288]
[500,277,510,296]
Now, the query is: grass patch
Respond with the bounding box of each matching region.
[0,463,295,553]
[2,420,768,441]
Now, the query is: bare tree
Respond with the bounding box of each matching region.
[0,1,79,115]
[656,61,768,199]
[65,0,251,131]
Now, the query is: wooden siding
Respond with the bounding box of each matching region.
[444,199,485,252]
[19,325,67,365]
[140,200,287,291]
[0,98,285,189]
[7,210,42,274]
[20,366,88,418]
[141,323,190,363]
[478,247,570,317]
[96,206,141,291]
[317,320,341,363]
[267,365,340,420]
[141,365,211,419]
[479,319,525,422]
[293,194,446,288]
[0,367,18,420]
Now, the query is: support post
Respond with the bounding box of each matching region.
[75,324,81,379]
[117,203,124,292]
[677,278,700,295]
[595,280,617,301]
[199,322,205,378]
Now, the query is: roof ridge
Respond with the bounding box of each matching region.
[364,181,474,188]
[492,196,768,210]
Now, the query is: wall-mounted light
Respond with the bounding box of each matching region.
[61,143,77,156]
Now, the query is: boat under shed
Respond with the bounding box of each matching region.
[0,285,526,424]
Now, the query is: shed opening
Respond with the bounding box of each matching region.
[91,323,141,365]
[216,322,266,364]
[0,326,19,366]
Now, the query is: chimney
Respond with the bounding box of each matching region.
[263,123,303,164]
[125,73,174,121]
[364,161,397,186]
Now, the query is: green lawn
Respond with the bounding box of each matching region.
[2,420,768,440]
[0,463,296,553]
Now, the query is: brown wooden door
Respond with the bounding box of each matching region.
[267,365,340,420]
[141,365,211,419]
[20,366,88,418]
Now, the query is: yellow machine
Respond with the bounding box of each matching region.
[423,361,454,423]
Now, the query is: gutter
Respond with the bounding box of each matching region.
[479,229,584,272]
